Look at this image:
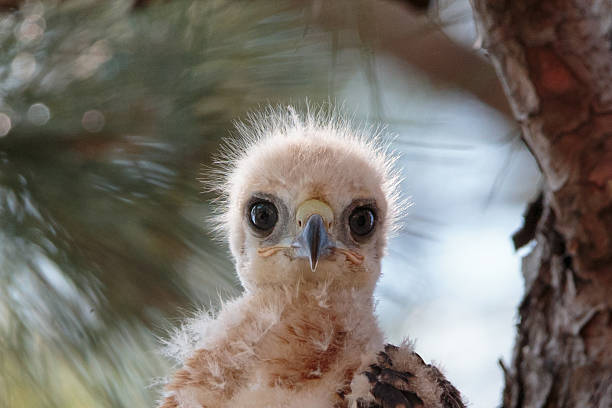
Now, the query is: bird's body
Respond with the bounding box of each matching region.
[162,284,381,408]
[159,107,464,408]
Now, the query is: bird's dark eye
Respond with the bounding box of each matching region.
[349,206,376,237]
[249,201,278,232]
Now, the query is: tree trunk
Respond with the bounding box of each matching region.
[469,1,612,407]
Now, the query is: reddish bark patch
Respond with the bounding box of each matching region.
[586,135,612,188]
[580,309,612,364]
[527,47,578,97]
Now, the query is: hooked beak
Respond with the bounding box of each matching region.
[292,214,335,271]
[291,199,335,272]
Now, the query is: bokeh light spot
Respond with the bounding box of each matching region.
[11,52,37,81]
[81,110,105,133]
[17,15,45,44]
[0,113,12,137]
[27,103,51,126]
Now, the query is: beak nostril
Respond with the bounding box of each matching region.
[298,220,302,227]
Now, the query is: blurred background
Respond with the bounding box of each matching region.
[0,0,541,407]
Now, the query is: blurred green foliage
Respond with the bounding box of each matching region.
[0,0,341,406]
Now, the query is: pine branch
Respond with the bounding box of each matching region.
[0,1,337,406]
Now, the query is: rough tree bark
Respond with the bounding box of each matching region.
[469,1,612,407]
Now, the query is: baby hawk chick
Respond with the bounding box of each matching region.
[160,108,464,408]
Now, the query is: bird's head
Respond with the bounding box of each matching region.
[213,108,402,293]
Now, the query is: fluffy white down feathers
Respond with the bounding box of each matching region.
[158,107,434,408]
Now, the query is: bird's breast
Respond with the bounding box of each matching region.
[228,287,383,407]
[256,306,356,386]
